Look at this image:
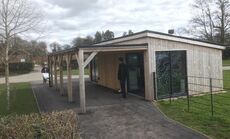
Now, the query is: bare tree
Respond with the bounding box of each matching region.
[214,0,230,44]
[50,42,62,52]
[0,0,43,110]
[190,0,215,41]
[190,0,230,44]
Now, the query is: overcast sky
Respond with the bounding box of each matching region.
[32,0,194,45]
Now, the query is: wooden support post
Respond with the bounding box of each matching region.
[59,55,64,95]
[50,57,54,87]
[66,54,73,102]
[54,56,58,90]
[78,50,86,113]
[48,56,52,87]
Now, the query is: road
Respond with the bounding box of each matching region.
[0,65,88,84]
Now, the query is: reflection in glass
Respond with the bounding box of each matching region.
[156,51,187,99]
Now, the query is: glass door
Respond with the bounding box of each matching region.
[156,51,187,99]
[126,53,145,97]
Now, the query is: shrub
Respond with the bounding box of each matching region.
[0,110,81,139]
[0,62,34,75]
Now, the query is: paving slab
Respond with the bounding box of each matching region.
[32,80,208,139]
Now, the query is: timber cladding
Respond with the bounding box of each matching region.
[93,32,224,99]
[97,52,125,90]
[148,38,223,95]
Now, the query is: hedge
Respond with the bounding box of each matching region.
[0,62,34,74]
[0,110,81,139]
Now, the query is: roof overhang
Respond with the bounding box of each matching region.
[81,43,148,53]
[146,32,226,50]
[48,43,148,56]
[96,30,226,50]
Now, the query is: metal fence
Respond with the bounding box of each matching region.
[154,74,230,117]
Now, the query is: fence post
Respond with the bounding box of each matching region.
[186,78,190,112]
[210,78,214,116]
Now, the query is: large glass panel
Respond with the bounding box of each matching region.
[171,51,187,96]
[156,51,171,98]
[126,53,145,97]
[156,51,187,99]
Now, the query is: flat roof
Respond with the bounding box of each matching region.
[96,30,226,50]
[49,30,226,56]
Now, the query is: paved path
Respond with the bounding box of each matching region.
[32,80,208,139]
[0,65,88,84]
[223,66,230,70]
[0,65,42,84]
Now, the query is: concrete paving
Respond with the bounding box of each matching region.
[32,80,208,139]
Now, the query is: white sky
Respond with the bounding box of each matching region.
[29,0,194,45]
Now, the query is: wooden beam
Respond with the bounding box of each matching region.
[79,49,86,113]
[82,47,147,53]
[75,53,79,65]
[83,52,98,68]
[54,56,58,90]
[48,56,53,87]
[65,54,73,102]
[50,56,54,87]
[59,55,64,95]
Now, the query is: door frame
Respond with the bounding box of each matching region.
[125,52,145,97]
[155,50,188,99]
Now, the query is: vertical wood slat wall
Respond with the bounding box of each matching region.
[93,37,223,100]
[149,38,223,95]
[97,52,125,90]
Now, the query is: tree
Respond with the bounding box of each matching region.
[0,0,43,110]
[62,44,71,50]
[50,42,62,52]
[122,32,127,36]
[72,35,94,47]
[215,0,230,44]
[128,30,134,35]
[123,30,134,36]
[190,0,215,41]
[94,31,102,43]
[102,30,114,41]
[190,0,230,44]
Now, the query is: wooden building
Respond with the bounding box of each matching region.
[48,30,225,113]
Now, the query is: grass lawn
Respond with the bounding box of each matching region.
[0,83,39,116]
[223,59,230,66]
[63,68,89,75]
[157,70,230,139]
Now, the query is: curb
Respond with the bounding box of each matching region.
[152,101,212,139]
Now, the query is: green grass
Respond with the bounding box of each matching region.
[63,68,89,75]
[157,70,230,139]
[224,70,230,88]
[0,83,39,116]
[223,59,230,66]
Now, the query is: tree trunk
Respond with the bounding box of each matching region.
[5,40,10,110]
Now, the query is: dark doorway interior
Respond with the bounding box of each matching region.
[90,57,98,82]
[126,53,145,97]
[156,51,187,99]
